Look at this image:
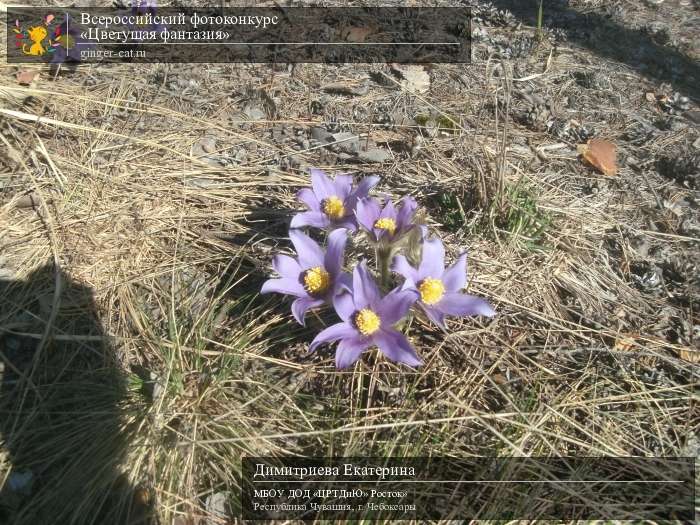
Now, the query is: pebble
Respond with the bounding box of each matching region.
[200,137,217,154]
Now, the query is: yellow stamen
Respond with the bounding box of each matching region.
[303,266,330,295]
[418,278,445,305]
[373,217,397,235]
[322,196,345,220]
[354,308,381,336]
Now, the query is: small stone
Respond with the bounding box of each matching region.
[357,148,391,163]
[184,177,222,189]
[331,132,360,154]
[310,126,332,143]
[243,105,266,120]
[234,149,248,163]
[200,137,216,154]
[204,492,230,524]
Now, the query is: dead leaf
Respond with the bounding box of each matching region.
[16,70,38,86]
[492,373,508,385]
[12,192,47,209]
[322,81,369,96]
[679,347,700,363]
[338,24,377,43]
[577,138,617,176]
[132,486,151,507]
[390,64,430,94]
[614,336,636,352]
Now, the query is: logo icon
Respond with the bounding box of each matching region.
[13,14,56,57]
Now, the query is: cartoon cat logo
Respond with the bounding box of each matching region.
[13,14,56,57]
[23,25,48,55]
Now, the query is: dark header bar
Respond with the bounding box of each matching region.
[7,7,471,64]
[242,456,696,520]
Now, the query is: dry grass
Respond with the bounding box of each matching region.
[1,1,699,524]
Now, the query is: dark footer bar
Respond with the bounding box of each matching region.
[241,456,696,520]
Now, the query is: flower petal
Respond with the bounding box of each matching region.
[418,237,445,279]
[401,277,417,292]
[379,199,397,220]
[391,255,419,283]
[376,288,419,326]
[437,293,495,318]
[289,229,324,269]
[290,211,329,230]
[442,252,467,293]
[354,175,380,200]
[334,217,358,232]
[352,261,381,309]
[333,174,354,199]
[260,278,306,297]
[336,272,353,293]
[335,336,371,368]
[309,322,357,352]
[297,188,320,211]
[333,290,356,322]
[374,329,422,367]
[421,303,446,329]
[310,168,336,200]
[272,254,301,279]
[396,196,418,230]
[355,197,381,233]
[324,228,347,277]
[291,296,324,326]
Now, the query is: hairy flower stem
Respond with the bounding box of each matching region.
[360,351,376,411]
[377,245,392,289]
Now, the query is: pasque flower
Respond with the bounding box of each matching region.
[291,169,379,231]
[261,228,349,325]
[392,237,495,328]
[356,196,418,242]
[129,0,167,40]
[310,262,421,368]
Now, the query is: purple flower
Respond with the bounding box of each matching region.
[130,0,167,41]
[261,228,349,325]
[291,169,379,231]
[356,196,417,242]
[392,237,495,328]
[310,261,421,369]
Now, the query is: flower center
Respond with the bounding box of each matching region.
[322,196,345,220]
[354,308,381,336]
[303,266,330,295]
[418,278,445,305]
[373,217,397,235]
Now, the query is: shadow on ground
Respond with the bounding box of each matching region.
[0,265,151,524]
[487,0,699,101]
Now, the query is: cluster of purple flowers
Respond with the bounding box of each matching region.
[262,169,495,369]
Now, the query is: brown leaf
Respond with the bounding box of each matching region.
[339,24,377,43]
[16,70,39,86]
[12,192,46,209]
[491,373,508,385]
[577,138,617,176]
[613,336,636,352]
